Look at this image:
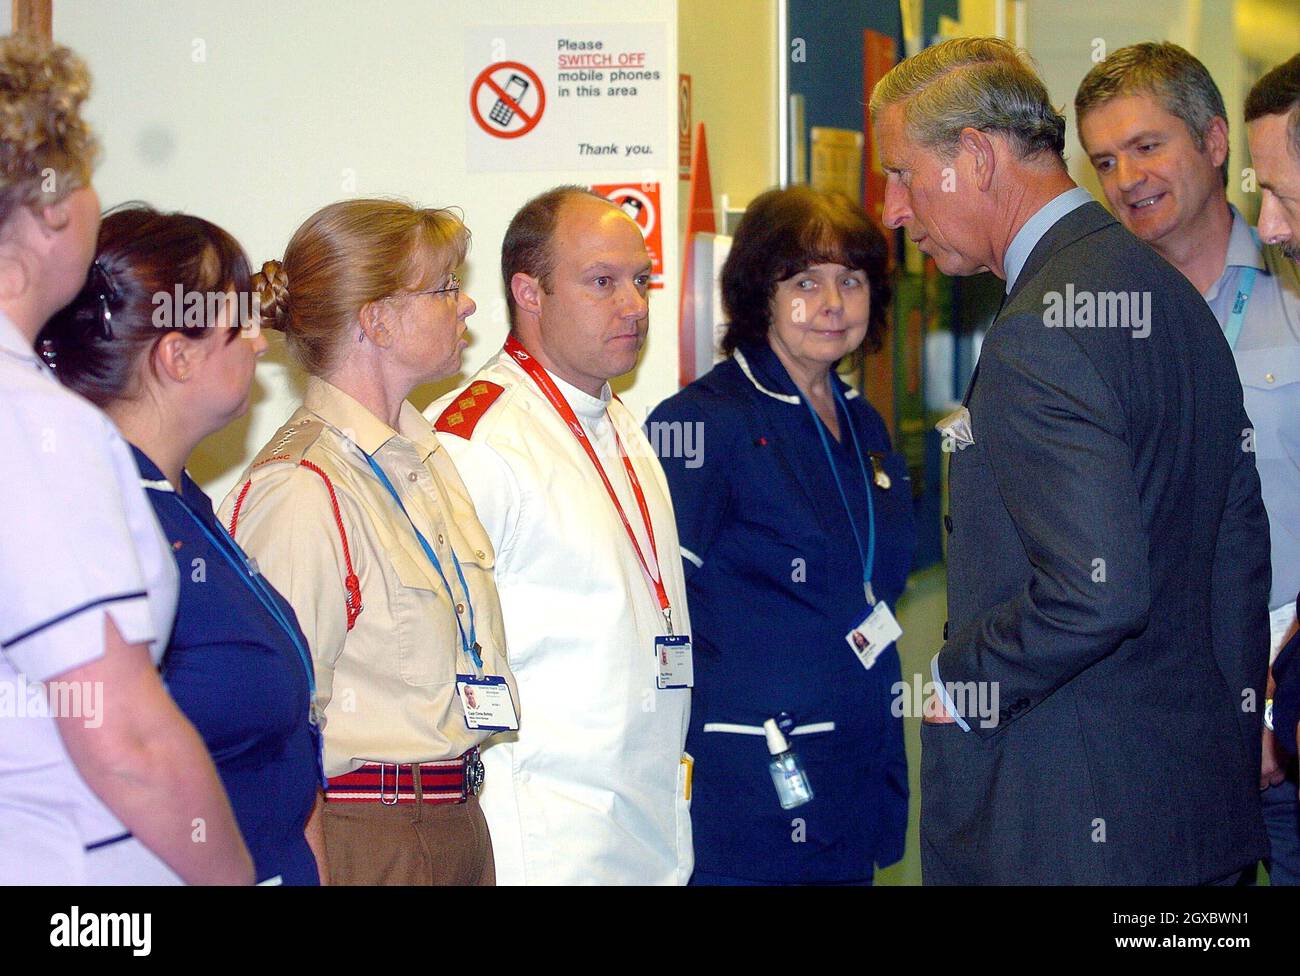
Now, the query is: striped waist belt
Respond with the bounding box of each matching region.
[325,749,484,805]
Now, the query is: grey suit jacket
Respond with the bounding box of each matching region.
[923,201,1271,885]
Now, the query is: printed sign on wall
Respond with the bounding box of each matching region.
[590,181,664,289]
[470,61,547,139]
[466,24,668,172]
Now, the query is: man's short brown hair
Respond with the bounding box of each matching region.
[500,185,609,327]
[1246,53,1300,160]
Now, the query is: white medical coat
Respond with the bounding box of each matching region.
[429,350,692,885]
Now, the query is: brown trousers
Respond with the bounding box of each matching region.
[322,793,495,886]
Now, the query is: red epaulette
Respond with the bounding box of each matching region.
[435,380,505,438]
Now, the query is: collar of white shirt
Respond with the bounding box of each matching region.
[303,375,442,462]
[537,365,613,422]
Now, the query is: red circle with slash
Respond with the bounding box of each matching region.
[470,61,546,139]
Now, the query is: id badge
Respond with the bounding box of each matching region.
[845,601,903,671]
[456,674,520,731]
[655,635,694,689]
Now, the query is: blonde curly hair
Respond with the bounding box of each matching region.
[0,34,98,228]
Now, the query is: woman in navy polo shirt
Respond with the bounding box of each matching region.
[42,205,323,885]
[649,186,915,885]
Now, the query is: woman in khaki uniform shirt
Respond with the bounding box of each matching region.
[219,199,518,885]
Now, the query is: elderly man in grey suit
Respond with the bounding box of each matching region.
[871,37,1271,884]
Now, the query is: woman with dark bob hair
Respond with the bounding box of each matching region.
[649,185,915,885]
[42,204,323,884]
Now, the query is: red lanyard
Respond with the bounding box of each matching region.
[504,335,673,634]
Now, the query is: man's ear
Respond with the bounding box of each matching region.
[958,126,998,192]
[358,300,392,347]
[511,272,544,319]
[154,331,198,383]
[1203,116,1230,171]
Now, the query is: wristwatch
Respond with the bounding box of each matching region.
[1265,698,1275,733]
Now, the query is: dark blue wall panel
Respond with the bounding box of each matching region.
[787,1,960,574]
[788,0,959,137]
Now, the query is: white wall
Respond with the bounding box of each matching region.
[58,0,679,501]
[676,0,780,233]
[1022,0,1192,200]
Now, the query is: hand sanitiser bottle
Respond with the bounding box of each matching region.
[765,718,813,809]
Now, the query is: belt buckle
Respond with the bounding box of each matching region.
[464,750,485,797]
[378,762,401,805]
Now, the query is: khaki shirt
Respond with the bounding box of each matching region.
[218,377,515,778]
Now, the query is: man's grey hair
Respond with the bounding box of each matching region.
[1075,42,1229,188]
[869,37,1066,162]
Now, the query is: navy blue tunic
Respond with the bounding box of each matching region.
[132,447,321,885]
[649,341,915,883]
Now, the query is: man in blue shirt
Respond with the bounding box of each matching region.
[1246,55,1300,784]
[1078,43,1300,883]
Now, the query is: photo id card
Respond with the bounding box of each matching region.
[457,674,520,731]
[655,635,694,689]
[845,601,903,671]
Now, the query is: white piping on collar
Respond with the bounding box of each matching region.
[733,348,800,404]
[702,721,836,735]
[680,546,703,569]
[733,348,863,402]
[139,478,176,493]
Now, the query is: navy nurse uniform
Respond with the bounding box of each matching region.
[132,447,322,885]
[649,340,915,884]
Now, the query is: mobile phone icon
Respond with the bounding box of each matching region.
[619,197,644,221]
[490,74,530,126]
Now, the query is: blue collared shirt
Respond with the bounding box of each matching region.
[1003,186,1095,293]
[1203,206,1300,611]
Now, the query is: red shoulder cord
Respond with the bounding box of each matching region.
[228,460,363,632]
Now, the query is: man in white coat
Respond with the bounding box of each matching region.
[429,187,693,884]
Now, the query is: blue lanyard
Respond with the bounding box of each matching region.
[800,383,878,605]
[1223,229,1263,351]
[163,491,315,694]
[1223,267,1257,351]
[363,453,483,671]
[156,488,327,789]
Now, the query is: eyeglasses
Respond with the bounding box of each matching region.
[410,273,461,301]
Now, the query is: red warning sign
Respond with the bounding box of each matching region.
[591,182,664,289]
[470,61,546,140]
